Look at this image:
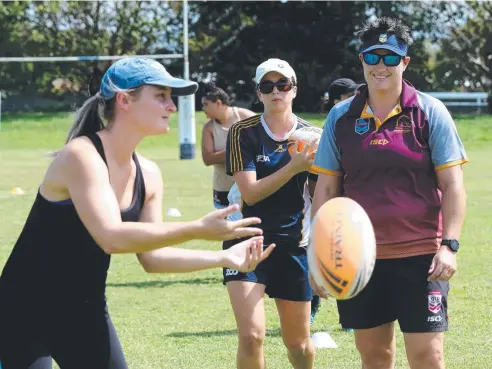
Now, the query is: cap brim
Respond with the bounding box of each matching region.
[361,45,407,56]
[148,76,198,96]
[256,69,292,84]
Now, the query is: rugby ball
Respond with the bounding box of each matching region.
[308,197,376,300]
[287,126,323,155]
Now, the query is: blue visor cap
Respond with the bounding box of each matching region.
[360,33,408,57]
[100,57,198,99]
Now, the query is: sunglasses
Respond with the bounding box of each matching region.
[363,52,404,67]
[257,78,294,94]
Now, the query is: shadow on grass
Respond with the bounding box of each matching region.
[166,327,283,338]
[107,276,221,289]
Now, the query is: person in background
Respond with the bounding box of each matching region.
[224,58,318,369]
[324,78,360,113]
[201,86,256,209]
[311,77,360,328]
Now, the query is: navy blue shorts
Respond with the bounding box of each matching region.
[222,237,312,302]
[337,254,449,333]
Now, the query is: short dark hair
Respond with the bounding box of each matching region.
[203,85,231,106]
[358,17,413,47]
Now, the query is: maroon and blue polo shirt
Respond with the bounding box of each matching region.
[312,80,468,259]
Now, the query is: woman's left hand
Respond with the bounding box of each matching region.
[222,236,276,273]
[428,246,457,281]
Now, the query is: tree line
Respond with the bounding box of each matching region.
[0,1,490,113]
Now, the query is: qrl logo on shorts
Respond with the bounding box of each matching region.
[225,269,239,277]
[428,291,442,314]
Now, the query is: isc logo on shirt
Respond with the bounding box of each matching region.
[369,139,389,146]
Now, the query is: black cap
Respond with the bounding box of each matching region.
[328,78,360,100]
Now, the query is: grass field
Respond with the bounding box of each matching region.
[0,111,491,369]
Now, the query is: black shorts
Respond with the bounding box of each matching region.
[222,237,312,302]
[213,190,229,209]
[337,254,449,333]
[0,297,127,369]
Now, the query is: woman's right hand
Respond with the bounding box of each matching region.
[288,141,317,174]
[195,205,263,240]
[308,272,329,299]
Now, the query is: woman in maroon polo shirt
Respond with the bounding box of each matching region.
[310,17,467,369]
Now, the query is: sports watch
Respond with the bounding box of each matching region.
[441,239,459,253]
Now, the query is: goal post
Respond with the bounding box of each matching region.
[0,0,196,160]
[178,0,195,160]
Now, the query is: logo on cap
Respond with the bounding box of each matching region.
[278,63,284,68]
[149,60,162,69]
[379,34,388,43]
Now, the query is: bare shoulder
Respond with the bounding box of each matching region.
[135,153,162,179]
[56,136,106,173]
[135,153,163,196]
[237,107,256,120]
[41,137,106,199]
[202,119,214,132]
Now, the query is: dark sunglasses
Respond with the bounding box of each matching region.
[363,52,404,67]
[257,78,294,94]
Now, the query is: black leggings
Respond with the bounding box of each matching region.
[0,301,128,369]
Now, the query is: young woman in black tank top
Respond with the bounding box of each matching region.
[0,57,274,369]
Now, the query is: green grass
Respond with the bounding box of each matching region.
[1,111,491,369]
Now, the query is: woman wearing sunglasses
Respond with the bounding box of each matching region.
[224,58,317,369]
[310,17,467,369]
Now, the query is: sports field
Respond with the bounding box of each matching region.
[0,111,491,368]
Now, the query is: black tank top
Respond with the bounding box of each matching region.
[0,134,146,303]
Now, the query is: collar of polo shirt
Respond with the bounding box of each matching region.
[360,103,402,130]
[351,80,420,130]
